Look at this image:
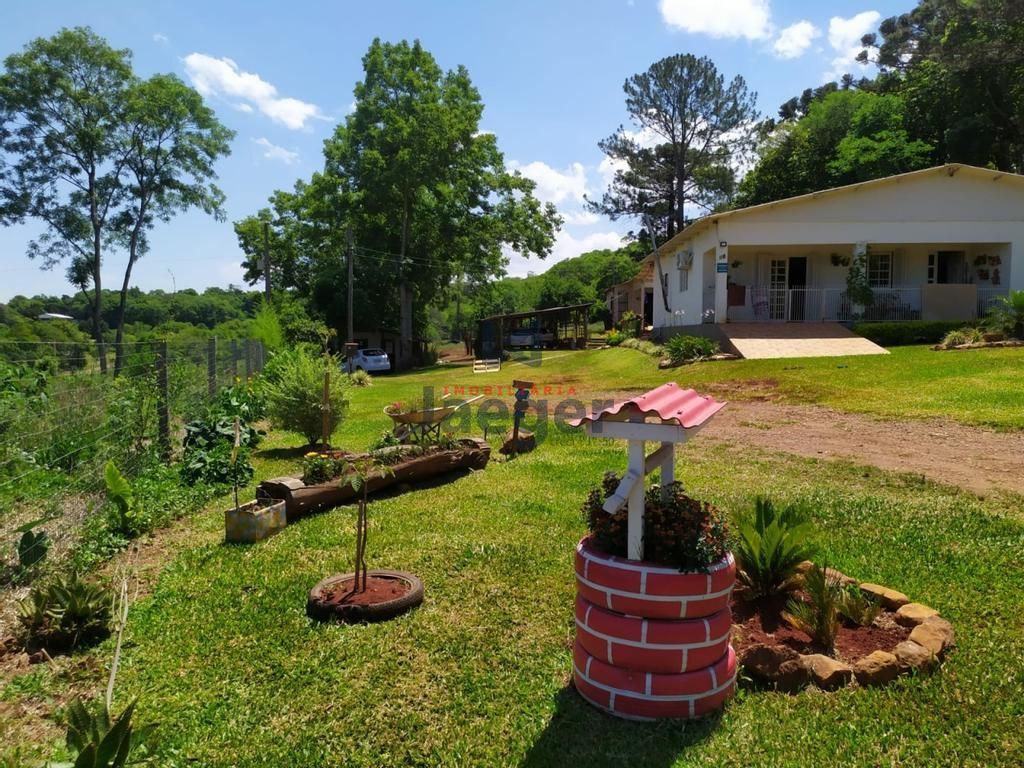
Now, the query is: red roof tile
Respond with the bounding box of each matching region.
[568,382,725,429]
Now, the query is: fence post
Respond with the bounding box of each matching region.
[155,340,171,461]
[207,338,218,398]
[230,339,239,381]
[244,339,253,380]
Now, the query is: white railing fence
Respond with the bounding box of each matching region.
[754,287,925,322]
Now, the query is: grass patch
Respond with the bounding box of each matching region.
[4,349,1024,765]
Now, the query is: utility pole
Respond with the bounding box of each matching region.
[346,224,354,342]
[262,221,272,302]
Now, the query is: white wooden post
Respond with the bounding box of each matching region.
[659,441,674,501]
[627,439,646,560]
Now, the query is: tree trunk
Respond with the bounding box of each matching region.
[115,200,147,376]
[89,169,107,374]
[397,202,413,371]
[113,257,136,376]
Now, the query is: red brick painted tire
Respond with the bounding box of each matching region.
[575,594,731,673]
[573,641,736,721]
[574,536,735,620]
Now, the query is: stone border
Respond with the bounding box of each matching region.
[739,562,955,692]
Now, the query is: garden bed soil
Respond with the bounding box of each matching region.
[731,589,910,664]
[306,570,424,623]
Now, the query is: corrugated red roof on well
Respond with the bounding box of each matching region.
[568,382,725,429]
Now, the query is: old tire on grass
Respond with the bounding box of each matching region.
[307,569,424,623]
[573,642,737,721]
[575,594,732,673]
[574,536,735,620]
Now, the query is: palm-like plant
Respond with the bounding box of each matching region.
[51,698,155,768]
[783,562,843,653]
[17,572,111,651]
[989,289,1024,339]
[734,497,817,598]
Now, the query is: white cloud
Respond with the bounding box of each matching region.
[152,33,169,45]
[824,11,880,80]
[773,21,820,59]
[235,103,254,113]
[598,156,628,190]
[252,137,299,164]
[659,0,772,41]
[183,53,324,130]
[563,210,601,226]
[510,160,588,205]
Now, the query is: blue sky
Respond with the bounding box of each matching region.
[0,0,911,301]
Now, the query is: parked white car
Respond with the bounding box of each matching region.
[343,347,391,373]
[509,328,554,348]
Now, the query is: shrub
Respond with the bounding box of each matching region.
[263,350,349,445]
[349,369,373,387]
[605,330,626,347]
[987,289,1024,339]
[17,572,111,651]
[181,441,253,488]
[940,327,983,348]
[851,320,972,347]
[583,473,729,572]
[734,497,817,598]
[837,585,882,627]
[665,334,717,363]
[617,310,641,338]
[180,380,263,488]
[783,562,842,652]
[619,337,665,358]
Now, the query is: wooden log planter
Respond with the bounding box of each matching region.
[259,438,491,520]
[572,536,738,720]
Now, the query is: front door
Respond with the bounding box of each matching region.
[788,256,808,322]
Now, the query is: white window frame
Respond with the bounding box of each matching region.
[867,251,893,288]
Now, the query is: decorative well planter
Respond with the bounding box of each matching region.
[225,498,287,543]
[573,536,737,720]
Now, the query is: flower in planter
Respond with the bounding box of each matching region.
[301,452,347,485]
[582,474,729,572]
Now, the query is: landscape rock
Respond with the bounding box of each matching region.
[740,643,810,692]
[895,603,939,627]
[800,654,854,691]
[858,583,910,610]
[854,650,900,686]
[794,560,815,575]
[908,616,956,656]
[894,640,938,673]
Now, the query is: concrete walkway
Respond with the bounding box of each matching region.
[720,323,888,359]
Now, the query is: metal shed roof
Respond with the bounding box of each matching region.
[568,382,725,429]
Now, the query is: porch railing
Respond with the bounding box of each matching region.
[754,287,924,323]
[977,288,1009,318]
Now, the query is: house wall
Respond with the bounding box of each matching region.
[652,168,1024,328]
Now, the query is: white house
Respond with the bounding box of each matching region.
[646,164,1021,334]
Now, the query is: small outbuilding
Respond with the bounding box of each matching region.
[475,302,591,359]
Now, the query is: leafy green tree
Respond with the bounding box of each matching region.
[589,54,758,239]
[110,74,233,371]
[237,39,560,369]
[0,28,134,369]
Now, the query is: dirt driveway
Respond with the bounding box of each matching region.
[703,400,1024,496]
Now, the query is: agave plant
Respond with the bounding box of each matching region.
[48,698,155,768]
[783,563,843,652]
[734,497,817,598]
[17,528,49,570]
[17,572,111,651]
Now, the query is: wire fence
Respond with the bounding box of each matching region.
[0,338,265,600]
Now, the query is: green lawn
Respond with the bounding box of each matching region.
[4,348,1024,766]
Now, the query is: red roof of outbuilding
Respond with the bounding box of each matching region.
[568,382,725,429]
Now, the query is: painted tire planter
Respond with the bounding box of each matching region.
[574,536,735,620]
[573,642,737,721]
[573,536,736,719]
[306,570,424,623]
[575,595,732,673]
